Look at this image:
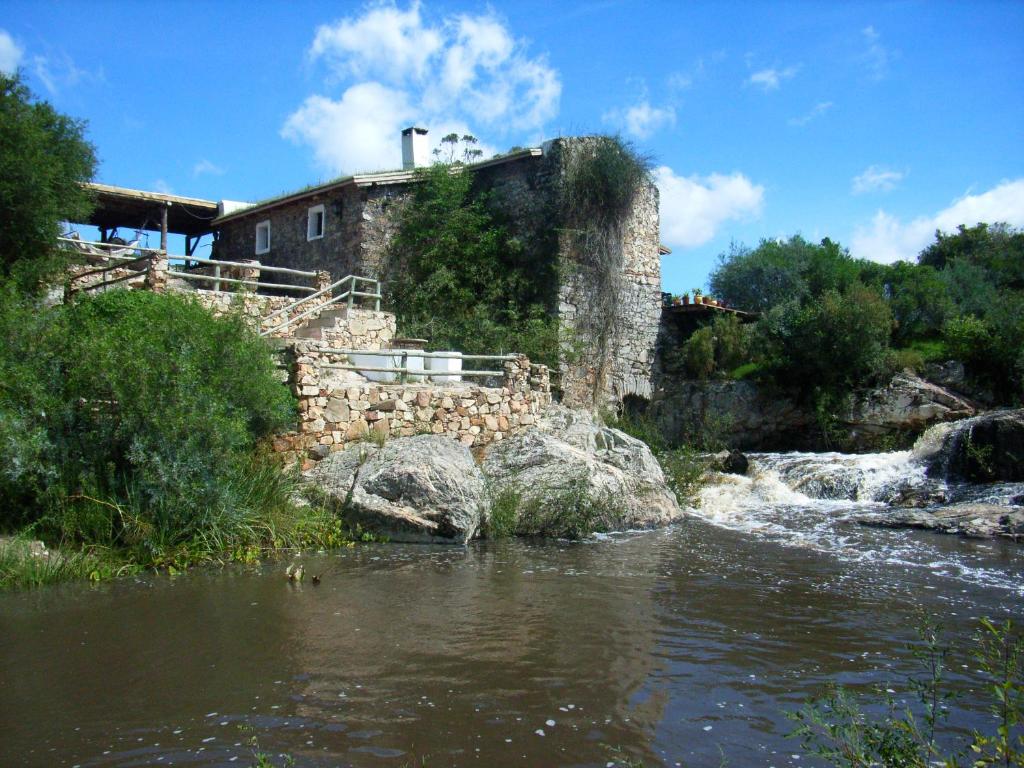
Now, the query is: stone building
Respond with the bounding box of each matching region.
[213,131,666,406]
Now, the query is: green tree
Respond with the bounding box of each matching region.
[882,262,953,344]
[0,72,97,287]
[760,284,893,397]
[709,235,864,313]
[919,222,1024,289]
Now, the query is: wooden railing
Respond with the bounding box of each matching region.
[60,237,322,297]
[168,255,319,294]
[259,275,382,337]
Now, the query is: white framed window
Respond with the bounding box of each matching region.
[307,204,325,241]
[255,220,270,255]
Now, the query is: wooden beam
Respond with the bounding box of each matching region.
[159,204,169,253]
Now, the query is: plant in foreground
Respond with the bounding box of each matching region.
[788,617,1022,767]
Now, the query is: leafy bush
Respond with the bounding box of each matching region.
[682,326,717,380]
[0,288,295,551]
[383,162,559,367]
[760,285,893,399]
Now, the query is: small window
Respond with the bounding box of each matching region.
[255,220,270,255]
[307,204,325,241]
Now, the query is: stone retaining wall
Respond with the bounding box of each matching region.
[273,341,552,466]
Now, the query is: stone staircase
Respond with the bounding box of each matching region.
[286,305,397,349]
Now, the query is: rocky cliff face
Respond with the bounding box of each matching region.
[650,371,978,452]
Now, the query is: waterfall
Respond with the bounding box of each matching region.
[690,415,1024,593]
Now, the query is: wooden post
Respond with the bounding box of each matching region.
[160,203,169,253]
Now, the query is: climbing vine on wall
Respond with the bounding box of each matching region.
[558,136,653,402]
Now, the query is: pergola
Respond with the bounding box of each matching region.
[81,182,220,256]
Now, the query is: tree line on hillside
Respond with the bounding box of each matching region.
[670,226,1024,406]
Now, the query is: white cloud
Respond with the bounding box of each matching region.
[282,82,414,172]
[602,100,676,139]
[788,101,833,127]
[287,2,560,174]
[0,29,23,74]
[310,2,442,84]
[655,166,765,248]
[861,26,892,80]
[31,50,100,95]
[192,159,225,178]
[851,165,904,195]
[747,65,799,92]
[152,179,174,195]
[851,179,1024,263]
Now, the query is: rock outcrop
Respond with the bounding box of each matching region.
[844,372,975,441]
[924,409,1024,482]
[650,372,977,452]
[481,406,681,533]
[857,503,1024,540]
[306,434,485,544]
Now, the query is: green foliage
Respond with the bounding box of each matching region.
[920,222,1024,289]
[709,236,862,313]
[760,285,893,398]
[683,325,717,380]
[560,135,652,228]
[383,163,559,367]
[884,262,953,344]
[0,72,97,289]
[483,486,521,539]
[513,473,616,539]
[0,536,135,589]
[0,289,297,560]
[788,617,1023,768]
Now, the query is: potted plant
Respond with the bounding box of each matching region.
[672,294,682,306]
[693,288,703,305]
[681,292,690,305]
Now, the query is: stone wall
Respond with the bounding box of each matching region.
[273,341,552,466]
[214,140,663,407]
[216,185,368,283]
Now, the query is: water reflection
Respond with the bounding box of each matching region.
[0,521,1020,767]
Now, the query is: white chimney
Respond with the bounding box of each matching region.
[401,126,429,170]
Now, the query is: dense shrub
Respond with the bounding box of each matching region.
[760,285,893,398]
[384,162,559,367]
[0,289,295,548]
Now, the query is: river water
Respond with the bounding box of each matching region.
[1,445,1022,767]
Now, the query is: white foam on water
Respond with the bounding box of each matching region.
[687,446,1023,595]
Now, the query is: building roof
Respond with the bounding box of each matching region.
[83,182,219,237]
[212,147,544,226]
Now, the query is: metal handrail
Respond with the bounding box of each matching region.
[259,274,381,337]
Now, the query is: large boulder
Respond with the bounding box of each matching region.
[305,435,485,544]
[845,372,975,442]
[925,410,1024,482]
[480,406,681,535]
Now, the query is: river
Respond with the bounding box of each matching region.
[1,446,1022,767]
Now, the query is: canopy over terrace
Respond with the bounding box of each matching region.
[81,182,220,256]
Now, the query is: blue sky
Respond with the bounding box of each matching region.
[3,0,1023,293]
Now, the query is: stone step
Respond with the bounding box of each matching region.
[294,327,322,340]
